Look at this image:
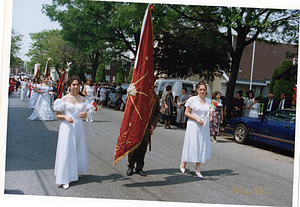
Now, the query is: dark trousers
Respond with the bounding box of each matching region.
[115,98,122,109]
[127,132,150,171]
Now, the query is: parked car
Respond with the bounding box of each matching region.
[101,87,115,106]
[107,84,129,111]
[224,109,296,151]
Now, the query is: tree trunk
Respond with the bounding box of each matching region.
[91,51,100,82]
[225,49,244,121]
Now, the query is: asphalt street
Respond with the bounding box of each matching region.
[4,94,295,206]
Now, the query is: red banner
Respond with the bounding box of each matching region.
[113,5,155,166]
[44,58,50,78]
[57,66,67,99]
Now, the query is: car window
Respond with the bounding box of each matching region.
[183,83,193,95]
[158,82,168,99]
[265,110,296,123]
[154,82,159,93]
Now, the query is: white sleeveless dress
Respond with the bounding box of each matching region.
[181,96,211,163]
[20,81,29,101]
[28,85,54,121]
[28,83,39,109]
[53,99,93,185]
[85,86,95,104]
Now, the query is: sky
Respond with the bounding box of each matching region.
[12,0,61,63]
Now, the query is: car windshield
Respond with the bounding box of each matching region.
[265,110,296,123]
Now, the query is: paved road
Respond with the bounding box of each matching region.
[4,94,294,206]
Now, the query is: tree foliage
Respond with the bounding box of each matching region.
[270,60,296,101]
[116,67,125,84]
[127,67,133,83]
[42,1,151,81]
[95,64,106,83]
[10,29,23,67]
[26,29,90,78]
[168,5,299,119]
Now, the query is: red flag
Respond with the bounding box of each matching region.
[35,67,39,78]
[44,58,51,78]
[113,5,155,166]
[57,66,67,99]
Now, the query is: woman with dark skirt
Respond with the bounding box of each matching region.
[161,85,174,129]
[210,91,223,143]
[176,88,189,128]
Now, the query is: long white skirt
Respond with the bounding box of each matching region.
[54,119,88,185]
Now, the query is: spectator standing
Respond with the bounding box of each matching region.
[210,91,223,143]
[161,85,174,129]
[263,93,278,115]
[249,97,260,118]
[244,90,255,117]
[231,90,244,118]
[176,88,189,128]
[115,83,123,110]
[278,93,292,110]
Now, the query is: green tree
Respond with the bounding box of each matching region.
[271,60,296,101]
[10,29,23,67]
[116,67,125,84]
[95,64,106,83]
[26,29,90,78]
[169,5,299,119]
[127,67,133,83]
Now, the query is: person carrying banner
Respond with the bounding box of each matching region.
[126,93,160,176]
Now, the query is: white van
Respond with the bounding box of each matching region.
[154,79,212,103]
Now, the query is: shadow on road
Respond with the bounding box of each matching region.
[122,168,238,188]
[69,173,130,187]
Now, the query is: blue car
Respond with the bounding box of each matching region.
[224,109,296,151]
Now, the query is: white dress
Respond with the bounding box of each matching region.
[249,103,259,118]
[99,87,106,101]
[20,81,29,101]
[28,85,54,121]
[53,99,93,185]
[85,86,95,104]
[28,83,39,109]
[181,96,211,163]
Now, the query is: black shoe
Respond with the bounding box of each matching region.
[126,167,134,176]
[136,169,146,177]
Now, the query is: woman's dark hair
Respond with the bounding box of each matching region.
[182,88,187,92]
[86,78,94,86]
[166,85,172,91]
[236,90,243,96]
[247,90,254,98]
[196,80,207,90]
[33,77,39,84]
[212,91,221,99]
[254,97,260,102]
[67,75,80,87]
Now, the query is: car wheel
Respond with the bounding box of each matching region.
[234,124,249,144]
[120,101,125,111]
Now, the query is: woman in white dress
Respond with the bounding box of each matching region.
[180,81,212,178]
[53,75,93,189]
[244,90,254,117]
[28,77,40,109]
[83,78,96,122]
[20,77,29,101]
[99,84,106,106]
[249,97,260,118]
[28,77,54,121]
